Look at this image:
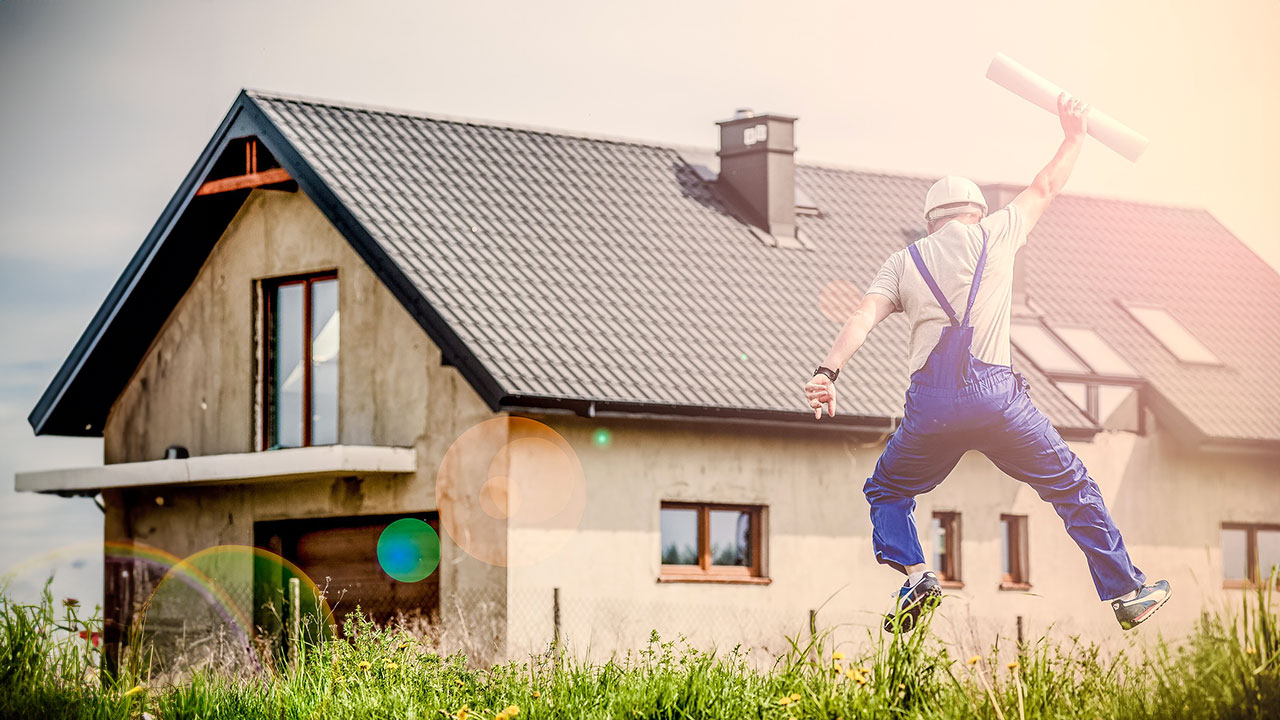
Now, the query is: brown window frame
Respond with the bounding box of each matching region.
[261,271,338,449]
[658,502,769,585]
[1222,522,1280,589]
[1000,514,1031,590]
[932,511,963,588]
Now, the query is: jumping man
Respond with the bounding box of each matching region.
[804,93,1170,633]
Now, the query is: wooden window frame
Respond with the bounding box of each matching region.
[1000,514,1031,591]
[658,502,769,585]
[1222,522,1280,589]
[932,511,963,588]
[261,271,338,450]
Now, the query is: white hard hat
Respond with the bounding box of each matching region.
[924,176,988,222]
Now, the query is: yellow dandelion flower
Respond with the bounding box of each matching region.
[456,705,470,720]
[790,692,802,701]
[496,713,508,720]
[358,661,371,671]
[397,642,411,650]
[778,696,792,706]
[504,706,520,717]
[532,690,541,698]
[122,684,145,698]
[384,661,399,670]
[897,683,905,690]
[859,666,871,673]
[832,651,845,660]
[967,655,981,665]
[1007,661,1019,670]
[833,662,843,674]
[1246,646,1256,655]
[856,675,868,686]
[455,678,464,686]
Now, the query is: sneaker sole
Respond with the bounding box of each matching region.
[1121,590,1171,631]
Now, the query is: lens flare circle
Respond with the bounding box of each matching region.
[376,518,441,583]
[819,279,862,323]
[436,416,587,567]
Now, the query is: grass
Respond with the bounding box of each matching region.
[1,578,1277,720]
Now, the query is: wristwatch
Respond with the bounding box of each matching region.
[812,365,839,383]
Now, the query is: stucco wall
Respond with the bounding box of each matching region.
[506,409,1280,659]
[102,189,505,658]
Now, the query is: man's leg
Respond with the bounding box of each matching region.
[863,423,966,574]
[980,387,1145,601]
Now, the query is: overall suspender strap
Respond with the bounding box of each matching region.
[961,228,990,326]
[908,243,960,326]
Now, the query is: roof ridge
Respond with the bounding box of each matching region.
[245,88,689,154]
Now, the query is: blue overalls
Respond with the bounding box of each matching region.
[862,229,1145,601]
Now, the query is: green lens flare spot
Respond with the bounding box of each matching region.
[377,519,441,583]
[592,427,612,448]
[739,352,749,361]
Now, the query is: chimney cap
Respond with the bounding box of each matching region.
[734,108,755,119]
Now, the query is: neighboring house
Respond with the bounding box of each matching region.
[16,91,1280,668]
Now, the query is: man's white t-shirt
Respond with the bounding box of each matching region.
[865,205,1030,376]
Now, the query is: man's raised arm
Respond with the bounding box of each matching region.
[1010,92,1091,232]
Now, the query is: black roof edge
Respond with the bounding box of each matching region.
[501,394,898,436]
[236,95,510,412]
[28,95,254,436]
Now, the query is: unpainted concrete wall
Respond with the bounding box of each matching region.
[505,409,1280,660]
[102,190,505,659]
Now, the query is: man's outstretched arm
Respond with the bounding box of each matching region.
[805,292,898,419]
[1010,92,1091,233]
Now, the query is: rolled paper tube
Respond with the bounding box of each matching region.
[986,52,1149,162]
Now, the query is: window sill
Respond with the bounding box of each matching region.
[1223,580,1279,590]
[658,575,772,586]
[939,579,965,590]
[999,582,1032,591]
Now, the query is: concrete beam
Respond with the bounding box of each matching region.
[15,445,416,494]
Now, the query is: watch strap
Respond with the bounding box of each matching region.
[813,365,839,382]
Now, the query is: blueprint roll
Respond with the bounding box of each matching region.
[986,52,1149,162]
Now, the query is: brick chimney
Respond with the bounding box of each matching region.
[717,109,798,240]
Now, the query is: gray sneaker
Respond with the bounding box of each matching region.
[1112,580,1171,630]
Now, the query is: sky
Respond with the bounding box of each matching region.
[1,0,1277,609]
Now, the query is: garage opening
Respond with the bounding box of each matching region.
[254,513,441,637]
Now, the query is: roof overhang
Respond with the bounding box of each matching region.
[14,445,415,495]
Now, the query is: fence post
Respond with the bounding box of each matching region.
[808,609,818,661]
[1016,615,1024,647]
[553,587,562,652]
[289,577,302,668]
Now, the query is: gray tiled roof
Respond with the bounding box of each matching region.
[243,92,1273,440]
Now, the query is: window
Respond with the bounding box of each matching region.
[1122,304,1221,365]
[1222,523,1280,588]
[930,512,962,586]
[1011,321,1143,431]
[1010,323,1088,374]
[1000,515,1030,589]
[264,273,339,449]
[660,502,767,583]
[1052,327,1139,377]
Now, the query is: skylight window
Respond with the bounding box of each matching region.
[1122,304,1221,365]
[1010,323,1088,374]
[1052,326,1139,377]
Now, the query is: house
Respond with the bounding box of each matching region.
[16,91,1280,669]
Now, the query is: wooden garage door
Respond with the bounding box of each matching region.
[255,513,440,632]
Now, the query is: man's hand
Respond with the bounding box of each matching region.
[1058,92,1090,140]
[805,374,836,419]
